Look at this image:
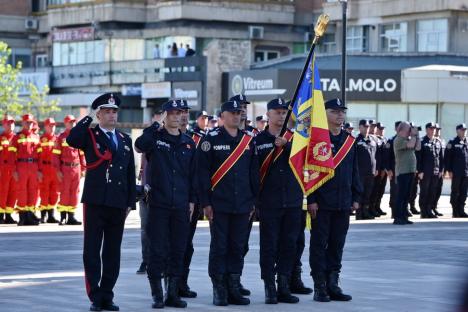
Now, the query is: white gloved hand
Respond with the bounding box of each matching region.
[88,106,97,119]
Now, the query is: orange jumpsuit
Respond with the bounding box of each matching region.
[0,131,17,215]
[12,129,40,212]
[55,130,86,213]
[38,133,59,212]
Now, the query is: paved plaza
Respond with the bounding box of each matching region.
[0,195,467,312]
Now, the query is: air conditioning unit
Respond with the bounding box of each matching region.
[249,26,264,39]
[25,18,38,30]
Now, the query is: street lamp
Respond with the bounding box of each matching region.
[339,0,348,103]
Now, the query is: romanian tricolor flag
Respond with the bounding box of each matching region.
[289,54,334,195]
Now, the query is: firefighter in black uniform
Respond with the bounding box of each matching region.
[355,119,377,220]
[445,123,468,218]
[432,123,445,216]
[135,99,197,309]
[193,111,208,137]
[67,93,136,312]
[178,99,200,299]
[370,122,388,217]
[197,100,259,306]
[307,98,362,302]
[256,98,302,304]
[417,122,443,219]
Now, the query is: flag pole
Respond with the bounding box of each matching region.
[279,14,330,137]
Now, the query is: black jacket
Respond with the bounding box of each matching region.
[356,134,377,176]
[445,136,468,177]
[307,130,362,211]
[416,135,444,175]
[256,129,303,210]
[66,116,136,210]
[135,122,196,210]
[385,135,397,172]
[196,127,259,214]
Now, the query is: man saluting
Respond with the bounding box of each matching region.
[67,93,136,312]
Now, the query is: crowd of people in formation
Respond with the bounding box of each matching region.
[0,114,85,226]
[342,119,467,224]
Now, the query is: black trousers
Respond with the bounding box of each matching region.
[208,211,250,277]
[294,210,307,268]
[182,204,201,276]
[419,174,439,215]
[389,176,398,217]
[139,199,150,265]
[309,209,350,276]
[409,175,418,208]
[360,174,375,206]
[259,207,302,279]
[370,174,387,210]
[146,207,190,281]
[83,204,127,304]
[451,176,468,214]
[395,173,414,220]
[433,176,444,210]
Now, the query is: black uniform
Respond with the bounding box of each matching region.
[433,136,446,212]
[417,135,444,218]
[445,136,468,217]
[67,115,136,307]
[307,130,362,285]
[256,129,302,281]
[135,122,196,281]
[369,134,388,216]
[197,126,259,277]
[355,133,377,218]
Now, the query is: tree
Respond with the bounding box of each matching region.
[24,84,60,121]
[0,41,23,117]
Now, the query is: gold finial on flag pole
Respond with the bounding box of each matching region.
[313,14,330,44]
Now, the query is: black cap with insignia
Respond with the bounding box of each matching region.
[344,122,354,129]
[91,93,121,110]
[456,123,467,130]
[267,98,288,110]
[359,119,370,127]
[196,110,209,118]
[325,98,347,110]
[162,99,184,112]
[435,123,441,129]
[368,119,376,125]
[221,100,243,113]
[177,99,189,110]
[425,122,437,129]
[376,122,386,130]
[230,94,250,105]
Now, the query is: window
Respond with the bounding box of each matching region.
[254,50,280,63]
[47,0,90,6]
[346,26,368,52]
[417,19,448,52]
[380,23,408,52]
[7,48,32,67]
[318,33,337,54]
[36,54,49,67]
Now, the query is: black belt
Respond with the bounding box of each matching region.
[62,162,80,167]
[18,158,38,163]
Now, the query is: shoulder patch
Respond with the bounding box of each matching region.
[385,142,390,149]
[201,140,211,152]
[446,143,452,149]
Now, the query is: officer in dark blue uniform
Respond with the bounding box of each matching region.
[197,100,259,306]
[432,123,445,216]
[369,122,388,217]
[256,98,302,304]
[135,99,197,309]
[307,98,362,303]
[193,110,209,136]
[416,122,444,218]
[177,99,200,299]
[445,123,468,218]
[67,93,136,312]
[355,119,377,220]
[344,122,354,134]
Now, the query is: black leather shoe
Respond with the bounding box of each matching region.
[136,262,146,274]
[101,302,119,311]
[89,303,102,311]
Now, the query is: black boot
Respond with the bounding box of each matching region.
[40,210,47,223]
[239,280,251,296]
[25,212,39,226]
[0,213,4,224]
[4,213,16,224]
[458,206,468,218]
[410,205,420,215]
[313,273,330,302]
[362,205,375,220]
[327,271,352,301]
[290,266,313,295]
[136,262,147,274]
[211,275,228,306]
[66,212,82,225]
[355,208,364,220]
[376,206,387,216]
[165,277,187,308]
[150,278,164,309]
[227,274,250,305]
[47,210,59,223]
[17,212,26,226]
[179,270,197,298]
[59,211,67,225]
[277,275,299,304]
[263,277,277,304]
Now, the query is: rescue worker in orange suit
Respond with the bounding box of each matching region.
[37,117,60,223]
[0,115,18,224]
[12,114,40,226]
[55,115,85,225]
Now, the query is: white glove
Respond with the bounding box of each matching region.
[88,107,97,119]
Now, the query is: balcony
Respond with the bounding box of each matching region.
[51,56,206,89]
[323,0,468,21]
